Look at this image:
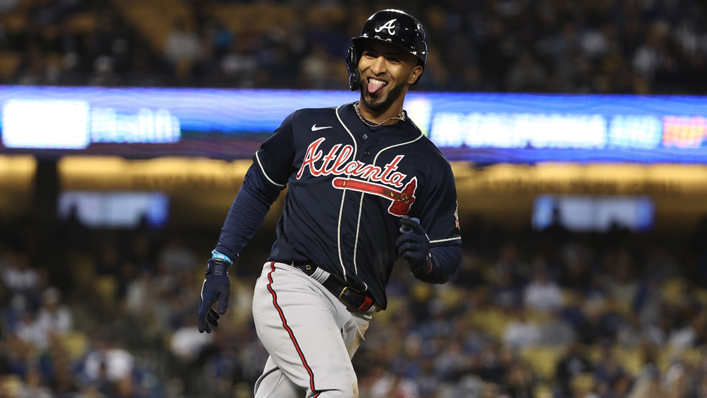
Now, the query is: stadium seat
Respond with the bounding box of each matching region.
[120,4,173,51]
[111,0,191,52]
[0,14,26,34]
[614,347,644,376]
[438,284,465,308]
[210,4,294,35]
[95,275,117,305]
[680,347,704,366]
[658,346,705,372]
[469,308,510,338]
[0,375,22,397]
[521,345,564,381]
[0,52,21,79]
[526,310,550,325]
[533,384,553,398]
[662,278,685,305]
[62,331,89,360]
[373,296,405,323]
[571,373,595,395]
[65,13,98,33]
[68,252,95,289]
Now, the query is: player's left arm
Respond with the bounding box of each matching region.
[397,161,462,284]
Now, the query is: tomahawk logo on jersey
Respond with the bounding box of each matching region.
[254,102,461,310]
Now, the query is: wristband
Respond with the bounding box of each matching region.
[211,250,233,266]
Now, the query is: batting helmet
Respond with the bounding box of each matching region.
[346,9,428,91]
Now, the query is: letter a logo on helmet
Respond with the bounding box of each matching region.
[345,9,428,91]
[375,19,397,35]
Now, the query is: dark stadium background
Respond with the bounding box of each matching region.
[1,0,707,397]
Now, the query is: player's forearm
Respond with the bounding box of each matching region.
[418,245,462,284]
[214,165,284,261]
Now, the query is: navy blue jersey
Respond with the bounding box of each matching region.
[254,102,461,309]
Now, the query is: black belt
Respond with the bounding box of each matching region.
[293,264,377,313]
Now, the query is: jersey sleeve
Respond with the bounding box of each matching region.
[413,160,461,248]
[253,112,297,187]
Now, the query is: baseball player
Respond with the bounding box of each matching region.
[197,9,462,398]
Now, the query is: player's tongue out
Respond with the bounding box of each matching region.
[368,79,386,94]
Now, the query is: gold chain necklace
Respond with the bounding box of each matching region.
[354,102,405,128]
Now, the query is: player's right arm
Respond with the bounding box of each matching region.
[198,112,296,333]
[213,112,296,261]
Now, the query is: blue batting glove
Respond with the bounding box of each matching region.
[197,258,231,333]
[396,216,432,278]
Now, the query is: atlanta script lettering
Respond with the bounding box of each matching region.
[296,137,408,188]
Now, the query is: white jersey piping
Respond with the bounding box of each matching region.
[352,130,424,274]
[430,236,462,244]
[255,151,286,187]
[335,105,358,281]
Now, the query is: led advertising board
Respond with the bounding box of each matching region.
[0,86,705,163]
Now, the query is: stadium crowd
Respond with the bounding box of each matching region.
[0,0,705,94]
[1,1,707,397]
[2,214,707,397]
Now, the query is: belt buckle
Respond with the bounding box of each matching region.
[338,286,350,302]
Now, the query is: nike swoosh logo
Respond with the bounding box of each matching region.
[311,124,333,131]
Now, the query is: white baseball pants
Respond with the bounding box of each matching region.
[252,262,372,398]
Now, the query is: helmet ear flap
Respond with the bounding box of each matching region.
[346,46,361,91]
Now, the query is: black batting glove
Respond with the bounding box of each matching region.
[197,258,231,333]
[396,215,433,278]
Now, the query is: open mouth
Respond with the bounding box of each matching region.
[367,77,388,94]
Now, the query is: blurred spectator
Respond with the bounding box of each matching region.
[59,204,90,251]
[492,270,521,310]
[607,249,639,304]
[523,269,564,312]
[452,250,487,291]
[31,287,73,349]
[0,0,704,94]
[4,216,707,396]
[560,245,592,293]
[0,0,18,13]
[15,311,43,348]
[74,386,109,398]
[506,50,547,92]
[17,369,52,398]
[593,348,627,397]
[127,235,156,275]
[627,364,663,398]
[2,251,38,295]
[555,343,593,397]
[502,307,541,349]
[299,43,331,89]
[124,271,154,316]
[170,315,214,362]
[220,35,259,87]
[164,18,201,78]
[617,313,644,348]
[158,236,196,275]
[94,240,122,278]
[538,310,575,347]
[368,370,419,398]
[503,363,534,398]
[632,23,669,80]
[83,335,134,386]
[493,243,528,284]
